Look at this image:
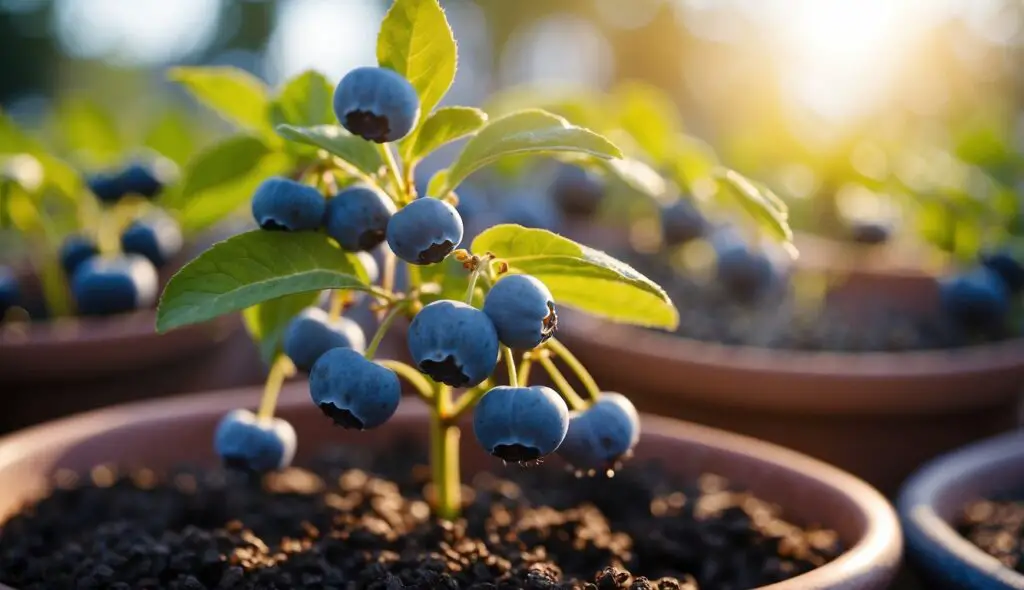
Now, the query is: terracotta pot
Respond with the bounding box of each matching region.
[898,430,1024,589]
[558,311,1024,496]
[0,383,902,590]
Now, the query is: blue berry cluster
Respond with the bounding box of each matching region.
[940,248,1023,334]
[87,161,170,205]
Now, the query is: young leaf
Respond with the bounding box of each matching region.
[243,291,321,365]
[157,231,373,333]
[377,0,456,122]
[0,111,81,198]
[615,81,682,163]
[597,157,667,200]
[276,124,383,178]
[406,106,487,162]
[440,109,623,195]
[143,108,197,166]
[713,168,794,246]
[169,66,273,137]
[472,224,677,329]
[48,97,122,168]
[270,70,336,129]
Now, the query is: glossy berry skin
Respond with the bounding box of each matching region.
[334,66,420,143]
[324,184,396,251]
[660,199,706,246]
[473,386,569,463]
[715,240,774,301]
[120,162,164,199]
[309,347,401,430]
[980,250,1024,294]
[557,392,640,472]
[386,198,463,265]
[283,307,366,372]
[251,177,326,232]
[59,235,99,277]
[120,212,183,268]
[483,274,557,349]
[0,267,21,318]
[408,300,498,388]
[71,254,158,316]
[551,165,604,217]
[939,267,1010,331]
[87,172,127,205]
[213,409,296,473]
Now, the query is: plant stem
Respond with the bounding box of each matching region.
[430,381,461,520]
[537,355,587,411]
[502,346,517,387]
[546,338,601,401]
[379,143,406,200]
[97,207,120,256]
[375,359,434,403]
[327,290,345,321]
[518,356,533,386]
[365,304,404,360]
[407,263,422,291]
[450,382,491,419]
[465,268,481,303]
[257,355,296,422]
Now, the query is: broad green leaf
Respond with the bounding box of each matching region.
[472,224,677,329]
[406,106,487,161]
[483,86,608,132]
[178,135,272,200]
[441,109,623,195]
[714,168,793,248]
[169,66,272,137]
[0,111,81,198]
[157,230,372,332]
[276,124,383,178]
[669,133,720,191]
[614,81,682,163]
[48,97,122,168]
[425,169,449,198]
[377,0,456,121]
[597,157,666,200]
[243,291,321,364]
[143,108,197,166]
[270,70,336,129]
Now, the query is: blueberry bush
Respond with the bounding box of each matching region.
[155,0,794,520]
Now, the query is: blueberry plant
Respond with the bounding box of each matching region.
[155,0,794,520]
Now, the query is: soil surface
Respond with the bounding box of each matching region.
[0,440,842,589]
[959,498,1024,573]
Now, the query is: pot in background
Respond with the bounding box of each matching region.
[0,383,902,590]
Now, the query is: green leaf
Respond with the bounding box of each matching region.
[377,0,456,121]
[48,97,122,168]
[169,66,273,137]
[596,157,666,200]
[406,106,487,162]
[270,70,336,129]
[157,230,372,332]
[441,109,623,195]
[472,224,677,329]
[243,291,321,365]
[0,110,81,198]
[419,256,480,306]
[276,124,383,178]
[143,108,197,166]
[713,168,794,248]
[615,81,682,163]
[425,169,449,198]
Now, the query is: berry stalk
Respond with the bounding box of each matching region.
[365,304,405,359]
[257,355,297,422]
[537,353,587,410]
[546,338,600,401]
[379,143,407,201]
[502,346,517,387]
[430,381,461,520]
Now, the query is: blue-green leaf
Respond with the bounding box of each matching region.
[276,124,383,178]
[169,66,273,138]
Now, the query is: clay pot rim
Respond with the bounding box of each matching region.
[897,431,1024,587]
[0,308,192,348]
[0,385,901,590]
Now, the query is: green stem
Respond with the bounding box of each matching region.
[97,207,120,256]
[430,381,461,520]
[375,359,433,403]
[518,356,533,386]
[502,346,517,387]
[257,355,296,421]
[547,338,600,401]
[537,355,588,411]
[465,268,481,303]
[379,143,406,200]
[450,382,491,419]
[327,290,346,321]
[365,304,404,360]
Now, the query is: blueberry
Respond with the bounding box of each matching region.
[0,267,21,319]
[334,66,420,143]
[251,177,326,232]
[714,238,774,301]
[551,164,604,217]
[386,198,463,265]
[59,235,99,277]
[472,386,569,463]
[660,198,706,246]
[483,274,557,350]
[324,184,396,251]
[87,172,127,205]
[940,267,1010,331]
[71,254,158,316]
[119,162,165,199]
[980,250,1024,294]
[407,300,499,387]
[848,220,892,245]
[557,392,640,472]
[283,307,366,372]
[120,212,183,268]
[309,347,401,429]
[497,194,562,232]
[213,409,296,473]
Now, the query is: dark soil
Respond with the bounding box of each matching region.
[959,498,1024,573]
[0,440,842,589]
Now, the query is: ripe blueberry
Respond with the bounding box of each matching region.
[407,300,499,388]
[283,307,366,372]
[386,198,463,265]
[213,409,296,473]
[714,238,774,300]
[324,184,396,251]
[940,267,1010,331]
[120,211,183,268]
[980,250,1024,294]
[334,66,420,143]
[660,198,706,246]
[551,164,604,217]
[119,162,165,199]
[849,220,891,245]
[309,347,401,429]
[0,267,21,319]
[59,234,99,277]
[87,172,127,205]
[472,385,569,463]
[497,194,562,232]
[557,392,640,472]
[71,254,158,316]
[483,274,557,350]
[251,176,326,232]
